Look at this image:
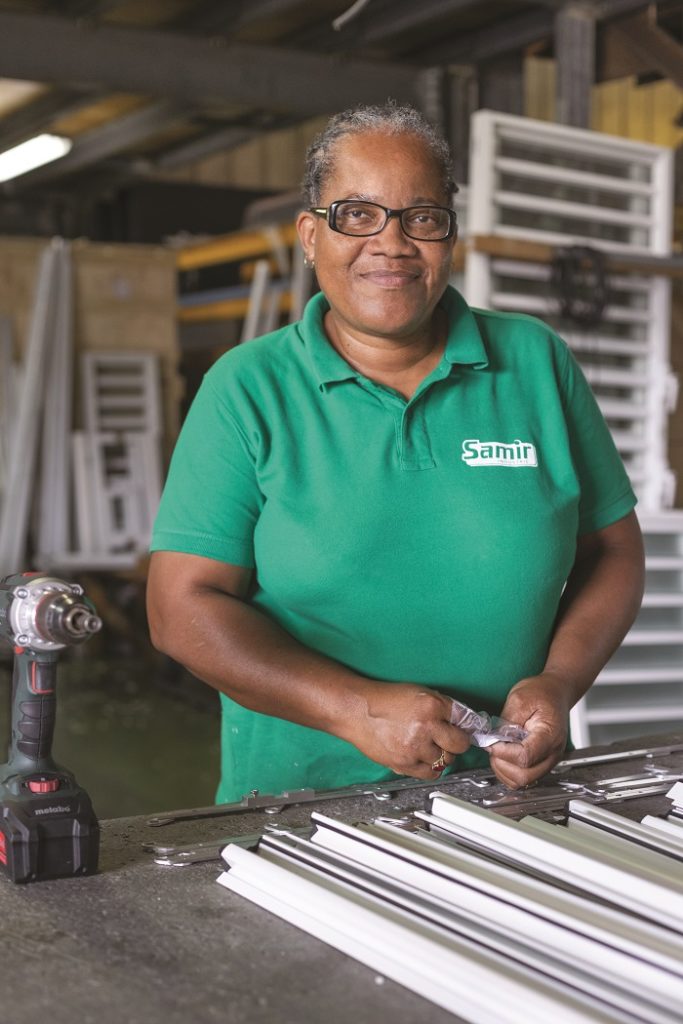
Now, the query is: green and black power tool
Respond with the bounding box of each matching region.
[0,572,102,883]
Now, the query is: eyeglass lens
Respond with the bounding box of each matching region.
[333,201,452,240]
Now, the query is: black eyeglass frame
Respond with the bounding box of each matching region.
[309,201,457,241]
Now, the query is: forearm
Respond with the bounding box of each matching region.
[147,553,469,778]
[150,582,370,742]
[543,514,645,707]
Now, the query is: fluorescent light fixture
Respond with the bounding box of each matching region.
[0,134,72,183]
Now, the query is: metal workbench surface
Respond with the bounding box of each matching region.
[2,732,682,1024]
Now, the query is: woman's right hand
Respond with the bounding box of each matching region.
[346,682,471,779]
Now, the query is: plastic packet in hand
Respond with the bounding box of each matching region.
[449,698,528,749]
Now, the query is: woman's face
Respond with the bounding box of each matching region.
[297,131,456,344]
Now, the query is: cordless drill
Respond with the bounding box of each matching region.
[0,572,102,882]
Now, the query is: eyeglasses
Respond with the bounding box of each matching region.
[310,200,457,241]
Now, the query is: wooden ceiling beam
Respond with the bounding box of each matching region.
[0,9,421,115]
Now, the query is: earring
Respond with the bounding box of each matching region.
[304,255,315,269]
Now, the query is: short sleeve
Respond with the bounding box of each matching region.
[559,341,637,535]
[150,377,263,567]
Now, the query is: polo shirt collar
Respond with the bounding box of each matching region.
[301,284,489,389]
[440,286,489,370]
[301,290,359,388]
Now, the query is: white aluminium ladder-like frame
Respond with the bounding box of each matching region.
[571,512,683,748]
[464,109,676,512]
[462,110,681,747]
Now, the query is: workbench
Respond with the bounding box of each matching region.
[2,733,682,1024]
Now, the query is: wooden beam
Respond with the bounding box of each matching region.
[470,234,683,277]
[176,223,299,271]
[0,10,421,117]
[609,11,683,91]
[178,292,292,323]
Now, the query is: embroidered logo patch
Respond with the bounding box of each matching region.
[462,439,538,467]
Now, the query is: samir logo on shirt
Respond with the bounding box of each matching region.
[462,439,538,468]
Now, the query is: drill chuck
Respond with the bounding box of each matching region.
[2,575,102,651]
[34,591,102,647]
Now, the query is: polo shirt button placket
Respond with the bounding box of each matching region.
[400,399,436,472]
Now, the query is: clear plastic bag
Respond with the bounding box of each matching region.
[449,698,528,749]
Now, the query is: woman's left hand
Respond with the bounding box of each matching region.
[487,672,571,788]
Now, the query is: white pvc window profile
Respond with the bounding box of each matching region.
[422,795,683,933]
[642,815,683,839]
[358,818,683,977]
[258,830,665,1022]
[304,816,683,1017]
[567,800,683,860]
[219,840,644,1024]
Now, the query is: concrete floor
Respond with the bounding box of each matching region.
[0,650,221,819]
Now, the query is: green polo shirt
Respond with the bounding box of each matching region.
[151,286,636,802]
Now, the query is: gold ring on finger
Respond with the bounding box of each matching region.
[431,749,447,772]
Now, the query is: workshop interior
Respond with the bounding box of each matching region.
[1,0,683,1021]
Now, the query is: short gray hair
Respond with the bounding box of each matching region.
[302,102,456,207]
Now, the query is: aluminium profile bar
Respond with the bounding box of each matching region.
[220,843,637,1024]
[580,366,652,389]
[240,260,272,344]
[489,292,652,325]
[37,241,72,560]
[491,225,657,257]
[523,796,683,884]
[222,870,461,1022]
[366,819,683,977]
[619,629,683,643]
[640,594,683,608]
[493,190,654,229]
[368,818,683,973]
[258,831,670,1024]
[0,315,14,495]
[559,337,650,356]
[567,800,683,859]
[302,817,683,1016]
[491,260,652,293]
[420,796,683,932]
[565,818,674,862]
[535,812,683,871]
[494,119,664,161]
[0,242,59,574]
[641,815,683,839]
[493,157,655,196]
[665,780,683,806]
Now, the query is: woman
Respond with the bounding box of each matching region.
[147,103,644,803]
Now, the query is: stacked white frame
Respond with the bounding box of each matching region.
[462,111,680,747]
[571,512,683,748]
[464,109,675,511]
[69,351,163,564]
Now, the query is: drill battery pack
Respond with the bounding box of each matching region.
[0,787,99,883]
